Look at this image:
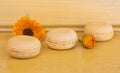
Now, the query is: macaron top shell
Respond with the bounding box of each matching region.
[46,28,78,43]
[7,35,41,51]
[84,22,113,33]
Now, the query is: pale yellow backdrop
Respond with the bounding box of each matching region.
[0,0,120,25]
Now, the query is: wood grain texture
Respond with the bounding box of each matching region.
[0,0,120,25]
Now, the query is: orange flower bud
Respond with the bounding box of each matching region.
[82,34,96,49]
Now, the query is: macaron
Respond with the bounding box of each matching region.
[84,22,114,41]
[6,35,41,58]
[45,28,78,50]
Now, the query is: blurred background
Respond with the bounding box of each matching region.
[0,0,120,25]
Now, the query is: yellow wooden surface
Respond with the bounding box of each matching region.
[0,32,120,73]
[0,0,120,25]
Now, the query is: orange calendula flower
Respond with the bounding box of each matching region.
[13,16,46,41]
[80,34,96,49]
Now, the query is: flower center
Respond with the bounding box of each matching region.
[23,28,34,36]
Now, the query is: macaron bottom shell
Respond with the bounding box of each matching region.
[7,47,40,58]
[46,40,77,50]
[84,31,114,41]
